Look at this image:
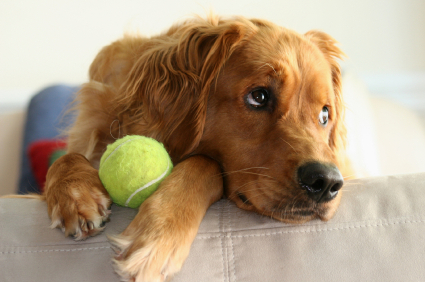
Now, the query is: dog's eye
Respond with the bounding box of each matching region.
[247,89,269,108]
[319,106,329,126]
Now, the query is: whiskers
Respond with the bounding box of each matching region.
[221,166,309,220]
[280,138,297,153]
[228,180,273,204]
[219,166,280,210]
[270,191,313,221]
[219,166,277,181]
[343,174,356,180]
[227,179,312,222]
[340,181,362,193]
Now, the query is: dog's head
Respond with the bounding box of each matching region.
[197,20,347,223]
[125,15,348,223]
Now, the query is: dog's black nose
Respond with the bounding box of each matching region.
[298,162,344,203]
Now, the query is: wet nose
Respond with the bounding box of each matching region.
[297,162,344,203]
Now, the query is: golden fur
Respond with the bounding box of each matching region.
[42,15,352,281]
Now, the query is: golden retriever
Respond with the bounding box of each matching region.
[43,14,352,281]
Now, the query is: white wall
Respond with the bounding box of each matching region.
[1,0,424,109]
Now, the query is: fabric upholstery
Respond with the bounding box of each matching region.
[1,172,425,281]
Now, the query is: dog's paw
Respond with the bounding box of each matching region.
[109,198,196,282]
[48,189,111,240]
[45,153,112,240]
[110,230,192,282]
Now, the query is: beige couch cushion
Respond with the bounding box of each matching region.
[1,172,425,281]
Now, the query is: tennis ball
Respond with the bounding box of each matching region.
[99,135,173,208]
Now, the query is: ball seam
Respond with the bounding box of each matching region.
[125,156,171,207]
[99,136,142,173]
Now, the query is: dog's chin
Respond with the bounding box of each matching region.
[285,192,342,223]
[272,212,318,224]
[234,191,342,224]
[268,201,340,224]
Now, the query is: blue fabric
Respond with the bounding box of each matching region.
[18,85,78,194]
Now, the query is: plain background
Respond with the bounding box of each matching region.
[1,0,425,111]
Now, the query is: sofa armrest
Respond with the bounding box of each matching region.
[0,110,25,195]
[1,173,425,282]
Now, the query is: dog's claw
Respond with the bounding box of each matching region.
[99,206,107,217]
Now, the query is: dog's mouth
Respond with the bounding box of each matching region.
[265,204,319,223]
[234,190,341,224]
[267,192,342,223]
[290,209,315,217]
[263,203,338,223]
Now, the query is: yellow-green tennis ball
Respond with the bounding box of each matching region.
[99,135,173,208]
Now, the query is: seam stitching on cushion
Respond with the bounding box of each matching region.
[228,202,236,282]
[219,201,227,282]
[197,218,425,239]
[0,246,111,254]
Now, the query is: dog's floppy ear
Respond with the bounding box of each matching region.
[116,16,250,160]
[305,31,346,159]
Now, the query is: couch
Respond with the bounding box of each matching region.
[1,74,425,281]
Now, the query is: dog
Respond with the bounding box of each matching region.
[43,14,352,282]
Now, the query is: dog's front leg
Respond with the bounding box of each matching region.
[111,155,223,282]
